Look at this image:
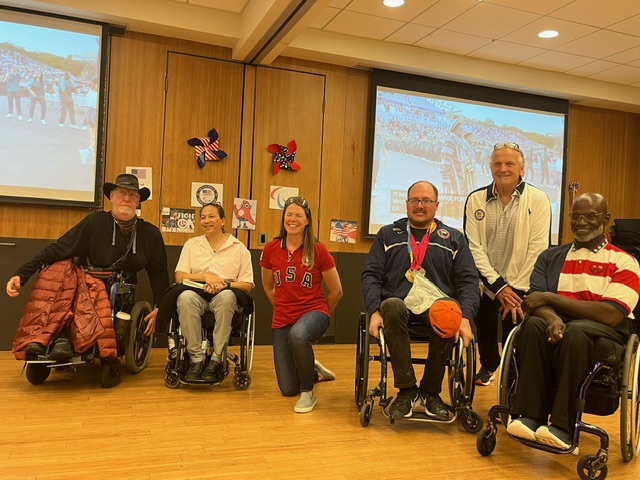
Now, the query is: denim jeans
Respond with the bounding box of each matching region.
[272,310,330,396]
[381,297,454,394]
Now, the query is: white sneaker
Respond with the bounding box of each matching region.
[6,113,12,118]
[59,123,64,127]
[294,392,317,413]
[507,417,540,442]
[41,119,47,125]
[27,118,33,122]
[17,115,23,120]
[314,359,336,382]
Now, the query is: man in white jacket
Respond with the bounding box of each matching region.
[464,142,551,385]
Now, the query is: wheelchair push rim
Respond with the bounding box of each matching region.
[620,333,640,461]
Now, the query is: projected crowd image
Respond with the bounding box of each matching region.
[369,87,566,244]
[0,11,103,205]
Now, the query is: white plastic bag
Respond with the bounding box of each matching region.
[404,271,447,314]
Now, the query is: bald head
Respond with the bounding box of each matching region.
[572,192,608,213]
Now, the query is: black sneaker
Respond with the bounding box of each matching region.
[49,338,74,361]
[25,342,46,358]
[389,387,420,418]
[422,392,450,421]
[202,360,225,383]
[185,361,204,381]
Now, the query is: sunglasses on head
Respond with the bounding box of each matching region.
[284,196,309,208]
[493,142,521,151]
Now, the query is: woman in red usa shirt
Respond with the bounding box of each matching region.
[261,196,343,413]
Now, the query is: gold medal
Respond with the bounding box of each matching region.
[405,269,414,282]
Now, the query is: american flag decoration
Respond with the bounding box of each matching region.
[268,140,300,175]
[330,219,357,243]
[187,128,228,168]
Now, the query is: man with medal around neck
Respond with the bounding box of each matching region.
[361,180,480,420]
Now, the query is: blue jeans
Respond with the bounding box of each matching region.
[272,310,330,396]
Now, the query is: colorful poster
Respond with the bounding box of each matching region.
[330,219,357,243]
[161,207,196,233]
[232,198,257,230]
[191,182,223,207]
[269,185,299,210]
[125,166,152,200]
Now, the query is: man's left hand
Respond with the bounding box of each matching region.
[143,307,158,336]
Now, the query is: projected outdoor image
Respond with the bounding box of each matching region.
[0,8,104,205]
[368,85,566,244]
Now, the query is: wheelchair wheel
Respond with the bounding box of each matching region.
[233,372,252,390]
[125,301,153,374]
[164,371,181,389]
[497,325,520,426]
[577,454,608,480]
[360,397,374,427]
[620,333,639,462]
[448,339,476,409]
[244,312,255,372]
[355,313,370,409]
[476,427,496,456]
[461,408,484,434]
[26,363,51,385]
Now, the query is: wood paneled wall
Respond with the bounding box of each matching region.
[1,31,639,252]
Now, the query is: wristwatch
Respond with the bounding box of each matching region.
[225,280,231,289]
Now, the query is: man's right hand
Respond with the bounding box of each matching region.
[6,276,21,297]
[369,311,384,338]
[496,285,522,310]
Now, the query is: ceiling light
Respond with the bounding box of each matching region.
[383,0,405,7]
[538,30,559,39]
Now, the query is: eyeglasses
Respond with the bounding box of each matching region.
[407,197,437,206]
[284,196,308,208]
[493,142,521,151]
[114,189,140,200]
[568,212,607,222]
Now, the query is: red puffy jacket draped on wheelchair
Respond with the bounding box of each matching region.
[12,259,117,360]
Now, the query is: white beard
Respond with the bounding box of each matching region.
[574,224,604,243]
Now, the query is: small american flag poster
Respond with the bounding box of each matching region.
[330,219,357,244]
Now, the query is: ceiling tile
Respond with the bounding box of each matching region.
[608,13,640,36]
[324,10,405,40]
[386,23,434,46]
[500,17,597,49]
[551,0,640,28]
[565,59,620,77]
[588,64,640,85]
[345,0,436,21]
[519,51,595,72]
[412,0,479,28]
[556,30,640,59]
[607,45,640,64]
[470,40,546,64]
[483,0,574,15]
[329,0,352,8]
[442,2,540,39]
[415,29,493,56]
[188,0,248,13]
[309,6,341,29]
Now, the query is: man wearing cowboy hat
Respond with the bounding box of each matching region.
[6,173,169,384]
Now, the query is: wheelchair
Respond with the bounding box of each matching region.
[22,270,154,388]
[354,312,483,432]
[476,321,640,480]
[163,300,255,390]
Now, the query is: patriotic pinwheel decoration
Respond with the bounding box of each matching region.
[268,140,300,175]
[187,128,227,168]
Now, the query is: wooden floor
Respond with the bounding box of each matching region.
[0,344,637,480]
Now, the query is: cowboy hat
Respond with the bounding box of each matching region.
[103,173,150,202]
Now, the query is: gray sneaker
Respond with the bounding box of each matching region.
[314,359,336,382]
[294,392,317,413]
